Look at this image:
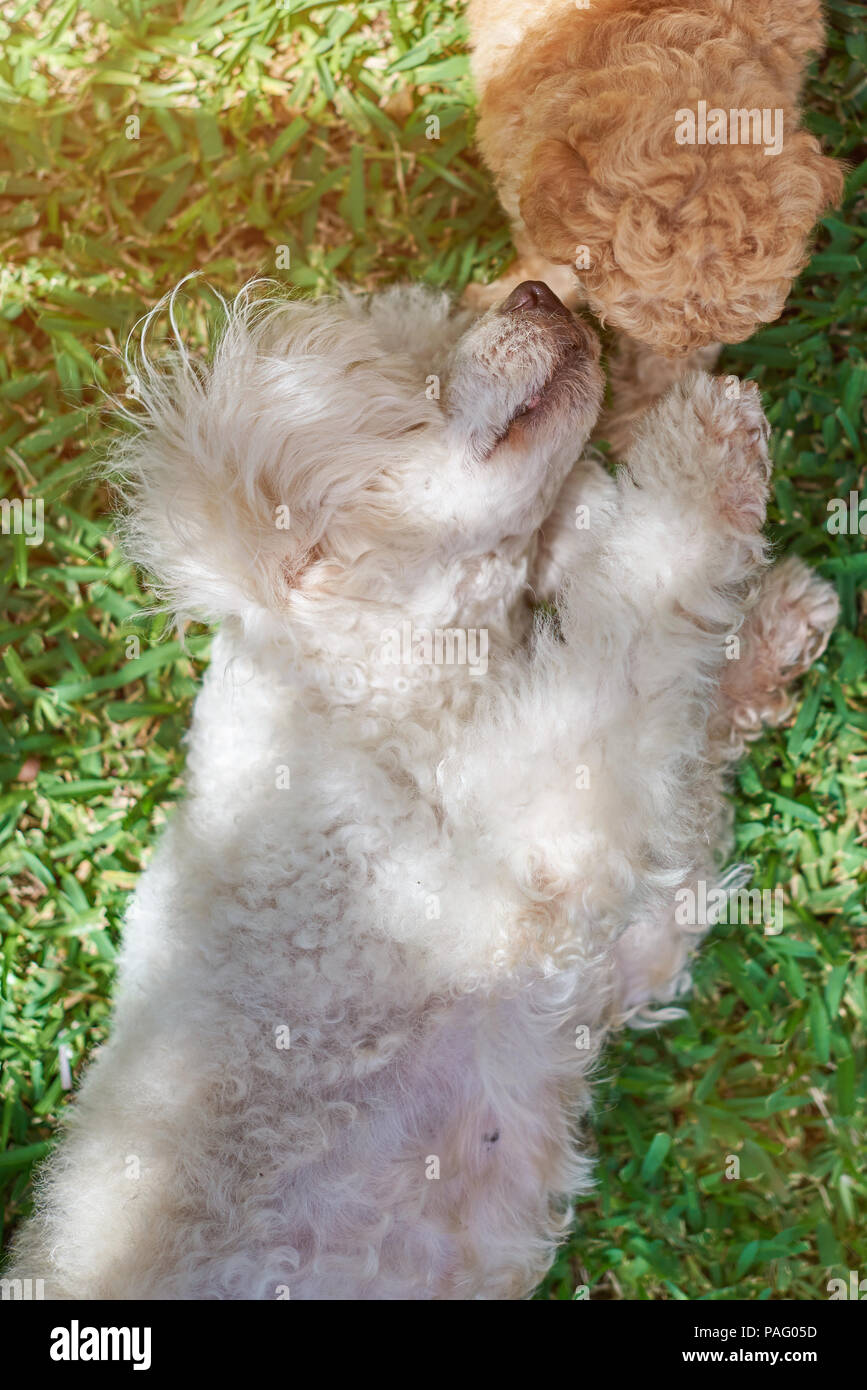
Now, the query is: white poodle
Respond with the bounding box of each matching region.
[10,280,837,1300]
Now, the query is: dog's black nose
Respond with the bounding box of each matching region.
[501,280,567,315]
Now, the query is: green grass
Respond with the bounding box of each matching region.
[1,0,865,1300]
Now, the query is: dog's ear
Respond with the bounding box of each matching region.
[112,362,329,627]
[518,138,603,270]
[113,433,325,626]
[110,290,381,627]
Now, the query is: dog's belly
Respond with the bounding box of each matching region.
[222,981,597,1301]
[81,980,593,1300]
[17,634,608,1299]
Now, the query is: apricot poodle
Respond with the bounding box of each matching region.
[469,0,843,354]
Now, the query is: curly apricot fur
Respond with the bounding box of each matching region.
[470,0,843,354]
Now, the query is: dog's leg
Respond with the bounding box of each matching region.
[613,554,839,1022]
[599,384,838,1020]
[567,369,771,907]
[530,454,616,603]
[562,373,775,1021]
[598,334,723,460]
[543,458,838,757]
[445,373,772,963]
[571,371,772,651]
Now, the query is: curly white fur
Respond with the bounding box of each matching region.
[9,282,835,1300]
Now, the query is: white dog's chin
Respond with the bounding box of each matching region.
[114,279,603,643]
[489,340,591,448]
[447,278,602,470]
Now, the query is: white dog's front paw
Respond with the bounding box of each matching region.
[694,376,771,533]
[630,373,771,537]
